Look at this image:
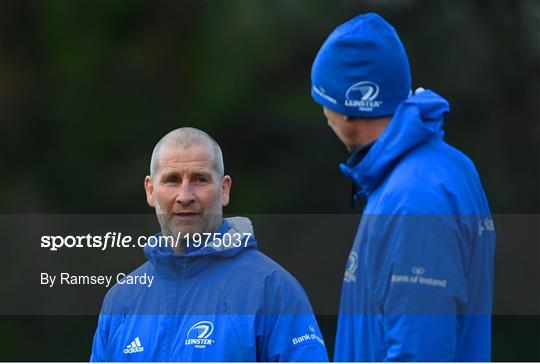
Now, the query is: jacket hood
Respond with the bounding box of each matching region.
[339,89,450,198]
[144,216,257,275]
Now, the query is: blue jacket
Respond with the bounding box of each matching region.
[335,90,495,361]
[90,217,328,362]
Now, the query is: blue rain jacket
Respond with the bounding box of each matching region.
[335,90,495,361]
[90,217,328,362]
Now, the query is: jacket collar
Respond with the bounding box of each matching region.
[144,217,257,276]
[339,89,450,199]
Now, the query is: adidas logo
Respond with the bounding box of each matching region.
[123,337,144,354]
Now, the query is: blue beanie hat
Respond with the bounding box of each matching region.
[311,13,411,117]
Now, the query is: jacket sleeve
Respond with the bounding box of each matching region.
[90,288,116,362]
[90,311,111,362]
[257,270,329,362]
[366,191,469,361]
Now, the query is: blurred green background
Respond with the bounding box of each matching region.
[0,0,538,361]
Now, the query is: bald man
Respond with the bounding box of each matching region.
[90,128,328,362]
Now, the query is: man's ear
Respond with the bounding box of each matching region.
[221,175,232,207]
[144,176,156,207]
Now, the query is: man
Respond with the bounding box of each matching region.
[90,127,328,362]
[310,13,495,361]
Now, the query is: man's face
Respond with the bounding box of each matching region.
[323,106,355,151]
[144,143,231,238]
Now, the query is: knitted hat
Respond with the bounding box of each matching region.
[311,13,411,117]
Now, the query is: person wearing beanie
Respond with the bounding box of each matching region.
[311,13,495,362]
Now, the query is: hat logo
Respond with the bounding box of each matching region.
[313,85,337,105]
[345,81,382,111]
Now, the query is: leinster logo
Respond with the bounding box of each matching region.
[345,81,382,112]
[344,252,358,283]
[185,321,215,349]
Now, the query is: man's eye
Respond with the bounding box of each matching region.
[194,175,209,184]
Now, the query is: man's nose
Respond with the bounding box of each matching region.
[175,180,195,206]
